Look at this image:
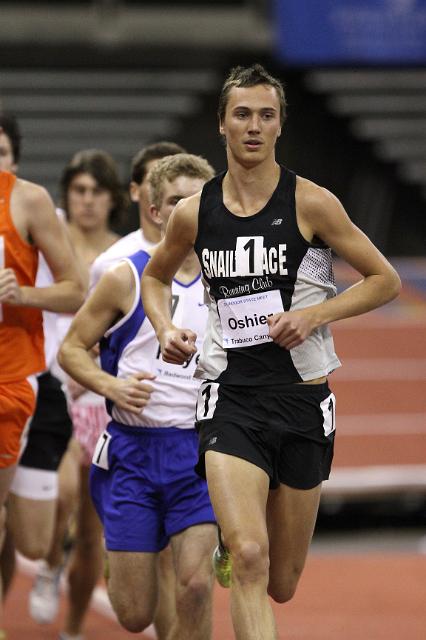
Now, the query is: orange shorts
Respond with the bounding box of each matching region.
[0,378,36,468]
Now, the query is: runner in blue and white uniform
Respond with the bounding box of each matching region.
[59,154,218,640]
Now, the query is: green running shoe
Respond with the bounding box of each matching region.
[212,529,232,588]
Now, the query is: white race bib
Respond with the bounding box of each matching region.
[92,430,111,470]
[218,289,284,348]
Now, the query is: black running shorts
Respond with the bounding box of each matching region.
[195,381,336,490]
[19,372,73,471]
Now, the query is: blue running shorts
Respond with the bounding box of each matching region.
[90,421,216,552]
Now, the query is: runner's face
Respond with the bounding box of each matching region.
[67,173,113,231]
[158,175,205,229]
[0,132,17,173]
[220,84,281,167]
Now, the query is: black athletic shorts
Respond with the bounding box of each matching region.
[195,381,336,490]
[19,371,73,471]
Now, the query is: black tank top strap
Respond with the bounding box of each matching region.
[277,165,297,205]
[195,172,225,252]
[198,172,225,214]
[278,167,330,250]
[274,165,297,223]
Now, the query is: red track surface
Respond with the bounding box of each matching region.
[5,554,426,639]
[323,259,426,492]
[4,258,426,638]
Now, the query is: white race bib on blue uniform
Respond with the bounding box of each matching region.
[92,430,111,470]
[218,289,284,348]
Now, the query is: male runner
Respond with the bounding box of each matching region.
[141,64,401,640]
[0,157,85,627]
[59,154,217,640]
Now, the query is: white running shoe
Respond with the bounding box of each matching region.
[29,560,62,624]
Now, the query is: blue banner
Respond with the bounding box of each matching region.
[274,0,426,64]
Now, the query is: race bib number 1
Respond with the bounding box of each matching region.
[218,289,284,348]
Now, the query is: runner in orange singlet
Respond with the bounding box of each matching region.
[0,167,84,624]
[0,170,43,469]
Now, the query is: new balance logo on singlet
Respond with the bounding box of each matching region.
[271,218,282,225]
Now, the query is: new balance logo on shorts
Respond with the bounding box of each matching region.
[208,437,217,445]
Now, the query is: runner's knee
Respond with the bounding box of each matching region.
[108,578,155,633]
[113,603,154,633]
[268,583,295,603]
[176,573,211,613]
[268,565,303,603]
[231,538,269,583]
[15,536,51,561]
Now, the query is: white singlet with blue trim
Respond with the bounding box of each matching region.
[89,229,155,292]
[101,250,207,429]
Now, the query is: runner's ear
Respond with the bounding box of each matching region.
[129,181,140,203]
[148,204,162,227]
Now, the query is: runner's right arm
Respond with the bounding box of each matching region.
[59,263,154,415]
[142,194,200,364]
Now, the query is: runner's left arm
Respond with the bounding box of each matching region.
[22,181,86,312]
[268,184,401,349]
